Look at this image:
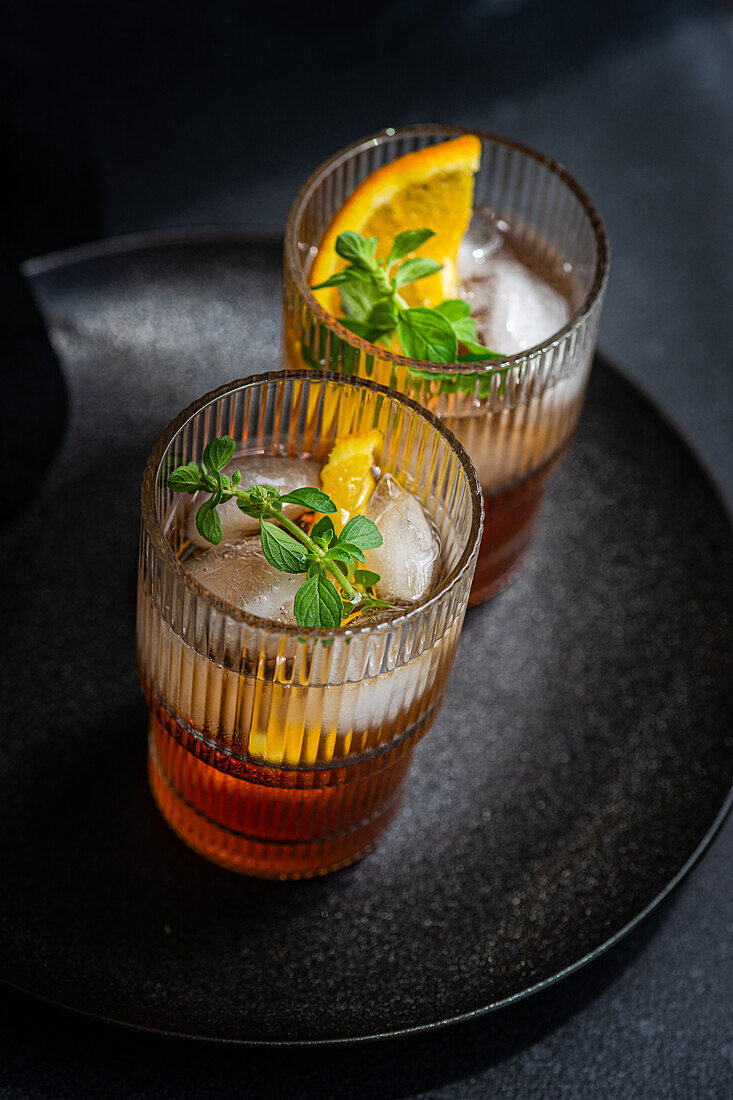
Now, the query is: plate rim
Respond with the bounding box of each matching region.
[2,784,731,1048]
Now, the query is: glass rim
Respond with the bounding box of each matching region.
[141,369,484,639]
[284,123,610,375]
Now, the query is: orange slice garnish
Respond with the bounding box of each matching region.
[310,135,481,319]
[319,429,382,531]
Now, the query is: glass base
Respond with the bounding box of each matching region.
[147,713,413,879]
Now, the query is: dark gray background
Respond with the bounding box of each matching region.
[2,1,732,1096]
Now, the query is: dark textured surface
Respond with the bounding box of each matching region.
[1,237,730,1047]
[3,6,733,1093]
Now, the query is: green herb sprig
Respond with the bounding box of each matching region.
[311,229,502,364]
[167,436,391,629]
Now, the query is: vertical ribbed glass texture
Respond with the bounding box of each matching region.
[283,126,609,603]
[137,371,482,878]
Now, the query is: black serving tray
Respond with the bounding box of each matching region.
[1,231,730,1044]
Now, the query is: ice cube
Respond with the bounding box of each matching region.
[465,250,570,356]
[185,538,301,624]
[185,455,321,548]
[457,206,505,274]
[365,475,440,603]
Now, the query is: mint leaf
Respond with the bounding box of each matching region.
[396,308,458,363]
[367,300,398,335]
[354,569,381,588]
[196,499,223,544]
[203,436,235,473]
[394,257,443,288]
[260,521,308,574]
[340,514,383,550]
[456,337,503,360]
[310,515,336,546]
[387,228,435,265]
[339,278,381,321]
[294,573,344,628]
[311,268,361,289]
[167,462,203,493]
[340,318,378,340]
[168,452,392,625]
[280,486,337,513]
[326,541,367,564]
[334,232,378,271]
[450,316,480,344]
[434,299,471,321]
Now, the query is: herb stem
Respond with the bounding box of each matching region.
[247,496,360,602]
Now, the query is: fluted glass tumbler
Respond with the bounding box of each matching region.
[283,126,609,604]
[137,371,482,878]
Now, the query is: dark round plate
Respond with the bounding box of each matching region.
[2,232,731,1045]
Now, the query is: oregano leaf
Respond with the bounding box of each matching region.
[339,514,383,550]
[386,228,435,265]
[396,308,458,363]
[280,486,337,513]
[203,436,236,473]
[394,256,443,288]
[259,521,308,574]
[196,499,223,544]
[167,462,203,493]
[294,573,343,628]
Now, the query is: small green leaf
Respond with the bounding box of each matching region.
[450,315,478,341]
[203,436,236,473]
[394,257,443,288]
[237,494,263,518]
[231,469,241,487]
[335,540,367,562]
[339,318,377,340]
[396,308,458,363]
[326,542,366,565]
[196,500,223,544]
[354,569,381,588]
[294,573,344,628]
[260,521,308,574]
[340,514,383,550]
[387,228,435,265]
[334,232,378,271]
[367,299,398,335]
[167,462,203,493]
[311,268,362,290]
[456,337,503,360]
[280,486,337,513]
[339,279,381,321]
[310,515,336,546]
[434,299,471,322]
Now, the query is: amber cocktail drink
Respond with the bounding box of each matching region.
[283,127,609,603]
[137,372,481,878]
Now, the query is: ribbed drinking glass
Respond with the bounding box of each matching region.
[137,371,482,878]
[283,126,609,603]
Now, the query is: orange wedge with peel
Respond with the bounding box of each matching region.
[310,135,482,319]
[319,429,382,531]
